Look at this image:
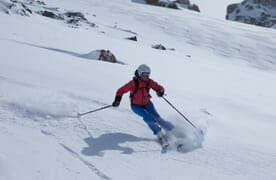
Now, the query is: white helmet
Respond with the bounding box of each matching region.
[137,64,151,77]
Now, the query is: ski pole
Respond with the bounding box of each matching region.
[77,105,112,117]
[162,96,198,129]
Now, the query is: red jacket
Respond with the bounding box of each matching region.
[116,77,164,106]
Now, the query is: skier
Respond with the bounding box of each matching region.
[112,64,174,147]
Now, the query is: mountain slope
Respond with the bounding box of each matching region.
[1,0,276,180]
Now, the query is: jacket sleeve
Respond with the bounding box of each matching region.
[149,79,164,92]
[116,80,134,97]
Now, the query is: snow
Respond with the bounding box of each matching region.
[1,0,276,180]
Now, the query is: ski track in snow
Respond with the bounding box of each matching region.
[60,143,112,180]
[39,130,113,180]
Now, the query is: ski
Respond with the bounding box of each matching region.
[176,144,183,151]
[176,143,187,152]
[158,137,169,153]
[161,143,169,153]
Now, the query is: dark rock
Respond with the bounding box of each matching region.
[39,10,62,19]
[188,4,200,12]
[227,4,238,14]
[145,0,200,12]
[152,44,166,50]
[98,49,117,63]
[63,11,95,27]
[145,0,159,5]
[65,11,87,20]
[126,36,138,41]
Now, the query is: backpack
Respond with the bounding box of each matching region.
[130,78,150,100]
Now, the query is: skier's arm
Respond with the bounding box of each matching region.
[112,80,134,107]
[116,80,134,96]
[149,79,164,97]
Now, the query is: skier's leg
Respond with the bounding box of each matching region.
[131,105,161,134]
[145,102,175,131]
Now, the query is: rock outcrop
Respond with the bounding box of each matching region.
[145,0,200,12]
[226,0,276,28]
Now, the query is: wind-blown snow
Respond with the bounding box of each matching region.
[1,0,276,180]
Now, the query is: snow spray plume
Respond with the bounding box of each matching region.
[162,96,203,134]
[168,121,204,153]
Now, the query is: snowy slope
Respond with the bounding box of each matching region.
[1,0,276,180]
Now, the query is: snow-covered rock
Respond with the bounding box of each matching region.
[0,0,96,28]
[81,49,118,63]
[136,0,200,12]
[226,0,276,28]
[0,0,32,16]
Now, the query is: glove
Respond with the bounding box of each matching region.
[156,89,164,97]
[112,96,122,107]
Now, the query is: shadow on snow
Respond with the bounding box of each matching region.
[3,39,126,64]
[82,132,155,156]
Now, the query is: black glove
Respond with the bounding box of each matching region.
[156,89,164,97]
[112,96,122,107]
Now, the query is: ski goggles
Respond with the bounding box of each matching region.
[141,72,150,77]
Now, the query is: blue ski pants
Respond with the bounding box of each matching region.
[131,102,174,134]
